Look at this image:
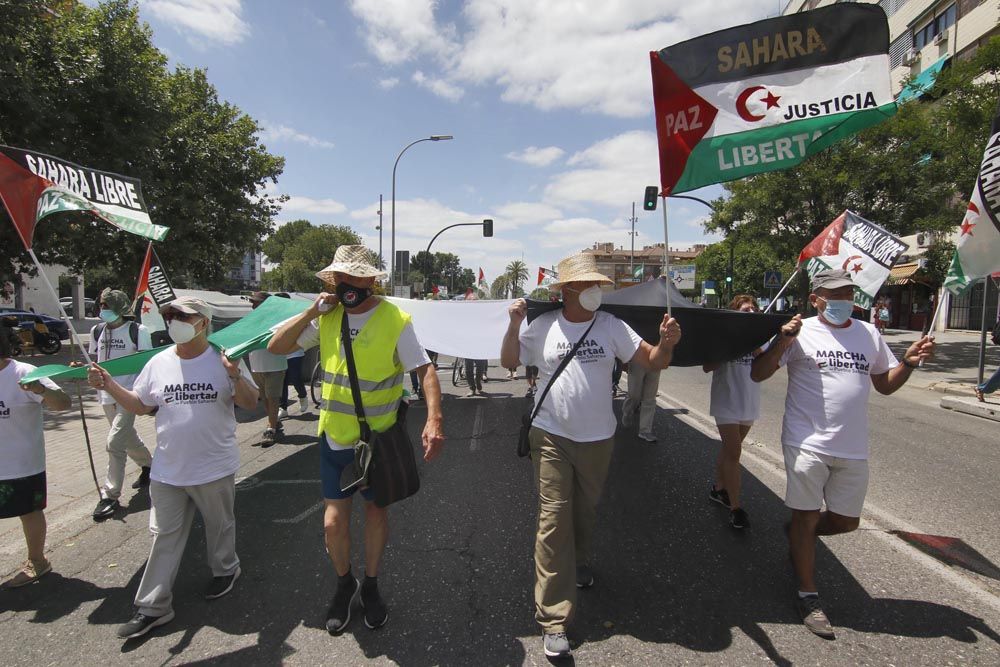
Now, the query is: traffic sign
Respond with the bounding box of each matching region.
[764,270,782,290]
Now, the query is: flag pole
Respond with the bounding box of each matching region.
[25,248,91,364]
[764,270,800,313]
[661,195,671,317]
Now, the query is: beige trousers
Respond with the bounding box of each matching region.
[102,403,153,499]
[529,427,614,633]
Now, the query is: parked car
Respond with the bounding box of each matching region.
[0,308,70,340]
[59,296,98,317]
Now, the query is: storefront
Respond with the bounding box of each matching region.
[883,262,935,332]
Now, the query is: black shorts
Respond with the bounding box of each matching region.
[0,471,47,518]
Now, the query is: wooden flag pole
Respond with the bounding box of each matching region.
[75,381,102,496]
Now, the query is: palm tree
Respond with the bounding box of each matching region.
[505,260,529,298]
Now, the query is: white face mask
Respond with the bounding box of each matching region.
[572,285,603,312]
[168,319,201,344]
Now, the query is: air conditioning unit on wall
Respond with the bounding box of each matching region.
[933,31,947,46]
[903,48,919,65]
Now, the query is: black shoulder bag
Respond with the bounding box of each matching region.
[517,317,596,457]
[337,311,421,507]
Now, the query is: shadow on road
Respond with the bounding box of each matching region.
[3,392,997,664]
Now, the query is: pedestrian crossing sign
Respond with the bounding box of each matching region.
[764,270,782,290]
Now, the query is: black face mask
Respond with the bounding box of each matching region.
[336,281,373,308]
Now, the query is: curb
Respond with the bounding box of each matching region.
[940,395,1000,422]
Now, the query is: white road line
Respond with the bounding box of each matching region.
[273,501,324,525]
[656,391,1000,613]
[470,404,485,452]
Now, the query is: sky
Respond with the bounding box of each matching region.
[117,0,783,285]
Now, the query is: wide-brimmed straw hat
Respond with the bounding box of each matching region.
[549,252,613,289]
[315,245,386,283]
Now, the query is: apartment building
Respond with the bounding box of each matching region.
[581,242,706,288]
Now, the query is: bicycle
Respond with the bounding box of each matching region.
[309,360,323,408]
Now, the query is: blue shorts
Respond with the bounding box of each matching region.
[320,434,375,501]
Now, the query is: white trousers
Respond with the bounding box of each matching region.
[134,475,240,616]
[102,403,153,499]
[622,365,661,436]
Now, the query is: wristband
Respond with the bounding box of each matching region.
[902,359,919,369]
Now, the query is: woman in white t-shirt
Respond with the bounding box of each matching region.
[702,295,763,530]
[0,328,71,588]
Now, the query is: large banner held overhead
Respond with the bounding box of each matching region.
[651,4,896,194]
[944,100,1000,295]
[798,210,906,309]
[0,145,169,248]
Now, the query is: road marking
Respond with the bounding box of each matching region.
[470,404,485,452]
[274,501,324,524]
[655,391,1000,612]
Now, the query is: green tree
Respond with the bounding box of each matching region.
[695,239,795,301]
[261,224,362,292]
[491,274,510,299]
[0,0,285,291]
[921,238,956,287]
[262,220,313,264]
[505,260,529,297]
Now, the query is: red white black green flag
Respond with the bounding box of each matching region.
[0,145,168,249]
[650,4,897,194]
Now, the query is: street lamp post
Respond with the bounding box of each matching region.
[391,135,453,292]
[376,194,383,268]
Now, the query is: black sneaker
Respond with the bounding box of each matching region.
[730,507,749,529]
[92,497,120,521]
[543,632,572,658]
[360,580,388,629]
[131,466,151,489]
[709,486,731,508]
[205,566,241,599]
[261,428,276,449]
[116,610,175,639]
[325,577,360,634]
[576,564,595,589]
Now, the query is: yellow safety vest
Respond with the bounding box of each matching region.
[317,299,408,444]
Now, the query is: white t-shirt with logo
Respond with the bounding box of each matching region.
[248,347,288,373]
[132,346,256,486]
[0,360,61,480]
[710,348,763,423]
[779,317,898,459]
[89,321,152,405]
[519,310,642,443]
[296,305,430,373]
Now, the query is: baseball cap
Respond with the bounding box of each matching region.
[811,269,854,291]
[248,291,270,304]
[159,295,213,319]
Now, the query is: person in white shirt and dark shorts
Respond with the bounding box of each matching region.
[0,328,71,589]
[89,296,259,640]
[752,269,934,640]
[88,288,155,521]
[703,294,764,530]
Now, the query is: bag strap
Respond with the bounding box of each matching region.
[527,316,597,425]
[339,309,373,443]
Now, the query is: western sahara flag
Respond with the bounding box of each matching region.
[943,102,1000,295]
[133,242,177,331]
[651,4,896,194]
[798,210,906,309]
[478,267,486,286]
[0,145,168,249]
[538,267,557,287]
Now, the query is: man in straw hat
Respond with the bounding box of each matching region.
[269,244,445,634]
[500,251,681,658]
[89,295,259,639]
[751,269,934,639]
[88,287,154,521]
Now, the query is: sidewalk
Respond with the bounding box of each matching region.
[881,328,1000,424]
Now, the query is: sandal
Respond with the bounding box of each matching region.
[975,387,985,402]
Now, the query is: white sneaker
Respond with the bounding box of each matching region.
[277,408,288,419]
[638,432,657,443]
[299,397,310,412]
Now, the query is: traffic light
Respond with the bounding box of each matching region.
[725,275,733,283]
[482,219,493,237]
[643,185,659,211]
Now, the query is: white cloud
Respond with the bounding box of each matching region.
[378,77,400,90]
[505,146,565,167]
[412,71,464,101]
[349,1,777,118]
[282,195,348,216]
[545,130,658,209]
[260,123,336,150]
[144,0,250,46]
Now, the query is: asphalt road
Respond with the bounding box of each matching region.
[1,361,998,665]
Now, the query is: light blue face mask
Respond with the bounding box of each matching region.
[820,299,854,326]
[99,309,119,323]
